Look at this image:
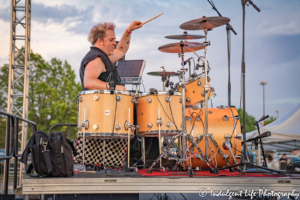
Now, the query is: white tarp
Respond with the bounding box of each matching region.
[246,103,300,150]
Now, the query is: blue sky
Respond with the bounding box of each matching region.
[0,0,299,120]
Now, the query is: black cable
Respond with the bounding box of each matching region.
[156,95,177,130]
[106,71,114,90]
[168,99,179,131]
[180,193,187,200]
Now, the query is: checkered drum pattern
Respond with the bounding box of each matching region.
[74,138,128,169]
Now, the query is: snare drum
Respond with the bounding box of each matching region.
[185,106,241,169]
[77,90,135,139]
[178,74,215,107]
[136,92,182,137]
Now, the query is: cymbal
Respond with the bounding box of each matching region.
[158,42,205,53]
[147,71,179,77]
[180,16,230,30]
[165,34,205,40]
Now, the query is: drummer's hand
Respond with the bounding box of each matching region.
[116,85,127,91]
[127,21,142,32]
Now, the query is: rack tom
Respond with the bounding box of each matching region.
[178,74,215,107]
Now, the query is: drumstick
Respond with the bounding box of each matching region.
[142,13,164,25]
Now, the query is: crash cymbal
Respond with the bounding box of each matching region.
[147,71,179,77]
[158,41,205,53]
[165,33,205,40]
[180,16,230,30]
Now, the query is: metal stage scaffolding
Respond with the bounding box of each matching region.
[5,0,32,189]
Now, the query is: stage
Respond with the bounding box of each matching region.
[21,170,300,198]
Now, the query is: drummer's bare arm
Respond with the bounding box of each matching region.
[109,21,142,63]
[84,57,126,91]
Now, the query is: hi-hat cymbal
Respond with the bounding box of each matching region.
[147,71,179,77]
[158,41,205,53]
[180,16,230,30]
[165,34,205,40]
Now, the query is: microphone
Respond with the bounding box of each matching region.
[195,57,202,70]
[182,57,193,66]
[165,72,171,87]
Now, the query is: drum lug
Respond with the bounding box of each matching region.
[78,96,83,102]
[166,122,172,128]
[195,116,201,122]
[136,125,140,131]
[124,121,129,131]
[197,81,202,86]
[94,95,100,101]
[147,97,152,103]
[201,92,205,97]
[207,77,211,82]
[156,118,163,126]
[222,115,228,121]
[77,125,82,131]
[93,124,99,131]
[131,98,139,104]
[147,123,153,130]
[116,95,122,101]
[165,97,171,103]
[115,125,121,131]
[224,134,230,141]
[186,97,191,103]
[81,120,89,130]
[180,98,182,103]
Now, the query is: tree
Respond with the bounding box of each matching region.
[237,108,257,133]
[265,116,276,126]
[0,50,81,148]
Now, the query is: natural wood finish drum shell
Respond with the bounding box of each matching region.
[77,92,134,139]
[136,93,183,137]
[185,106,241,169]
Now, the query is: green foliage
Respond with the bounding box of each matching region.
[237,108,257,133]
[265,116,276,126]
[0,50,81,148]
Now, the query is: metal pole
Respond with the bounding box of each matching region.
[2,116,11,194]
[227,27,231,106]
[204,29,209,157]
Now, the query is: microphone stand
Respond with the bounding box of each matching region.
[207,0,237,106]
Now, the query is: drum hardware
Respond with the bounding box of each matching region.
[146,97,152,103]
[165,97,171,103]
[224,134,231,141]
[116,95,122,101]
[166,122,172,128]
[222,141,240,170]
[81,120,89,130]
[94,95,100,101]
[93,124,99,131]
[222,115,229,121]
[115,125,121,131]
[147,123,153,130]
[78,96,83,102]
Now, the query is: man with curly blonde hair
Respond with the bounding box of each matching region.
[80,21,142,91]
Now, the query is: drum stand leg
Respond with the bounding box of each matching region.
[147,134,181,173]
[142,137,146,168]
[78,108,87,171]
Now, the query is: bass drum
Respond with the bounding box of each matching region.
[185,106,241,169]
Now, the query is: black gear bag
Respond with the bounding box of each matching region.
[20,130,77,177]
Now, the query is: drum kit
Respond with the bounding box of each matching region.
[77,16,242,174]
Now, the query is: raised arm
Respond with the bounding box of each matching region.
[109,21,142,63]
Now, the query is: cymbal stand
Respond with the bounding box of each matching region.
[178,40,187,162]
[203,29,210,159]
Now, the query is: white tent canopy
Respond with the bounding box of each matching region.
[246,103,300,150]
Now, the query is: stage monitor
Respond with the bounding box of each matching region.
[116,60,146,85]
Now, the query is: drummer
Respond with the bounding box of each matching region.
[80,21,142,91]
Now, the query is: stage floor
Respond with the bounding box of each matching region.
[22,170,300,196]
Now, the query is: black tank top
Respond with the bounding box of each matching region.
[79,47,121,90]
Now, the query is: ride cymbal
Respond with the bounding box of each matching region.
[180,16,230,30]
[158,41,205,53]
